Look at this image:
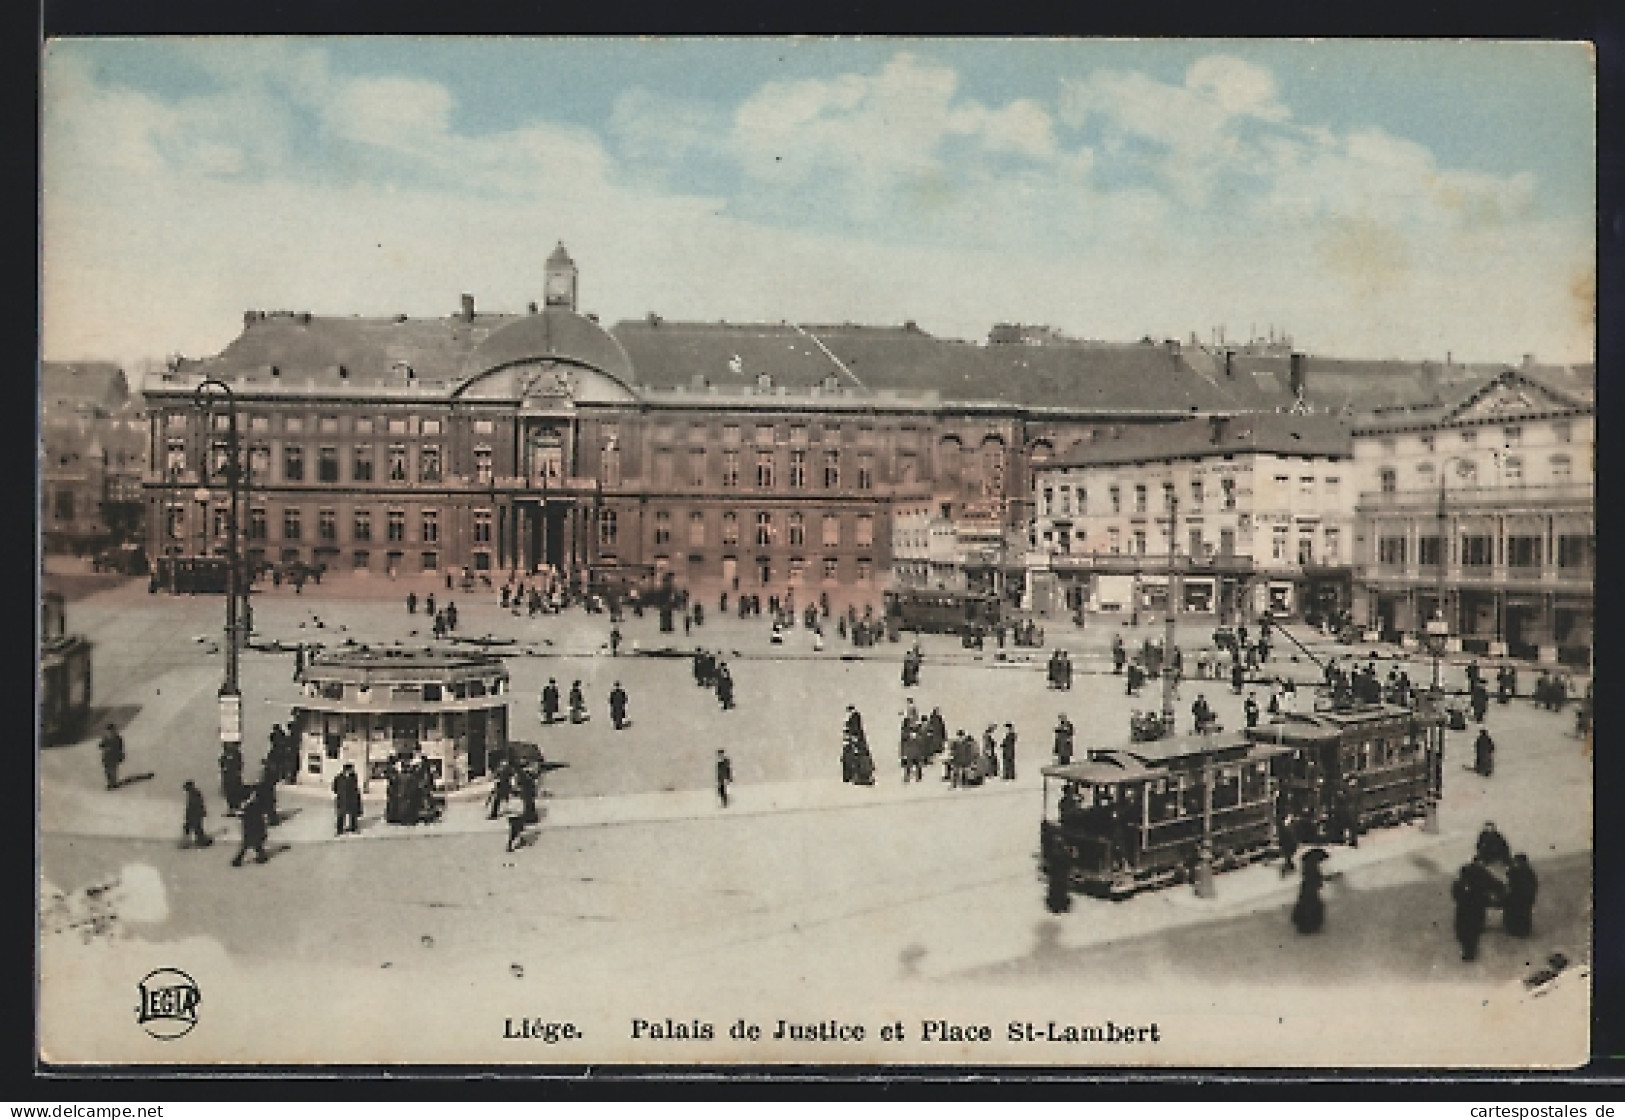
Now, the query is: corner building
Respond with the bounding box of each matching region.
[140,244,1353,609]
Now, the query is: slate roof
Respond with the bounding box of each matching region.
[609,320,1263,412]
[1049,412,1352,468]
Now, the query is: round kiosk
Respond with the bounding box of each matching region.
[292,648,511,792]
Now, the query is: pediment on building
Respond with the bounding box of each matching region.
[1446,371,1587,423]
[454,358,638,406]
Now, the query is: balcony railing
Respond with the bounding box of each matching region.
[1357,482,1593,513]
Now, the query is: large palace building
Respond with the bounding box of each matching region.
[138,244,1540,610]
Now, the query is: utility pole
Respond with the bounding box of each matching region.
[193,378,244,761]
[1162,491,1179,734]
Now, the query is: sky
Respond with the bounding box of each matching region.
[41,38,1596,368]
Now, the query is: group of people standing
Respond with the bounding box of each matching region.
[895,701,1018,787]
[1453,822,1540,961]
[691,651,736,710]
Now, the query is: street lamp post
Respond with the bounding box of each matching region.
[193,378,246,759]
[1162,492,1179,733]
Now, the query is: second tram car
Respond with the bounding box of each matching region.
[1040,701,1443,899]
[883,589,1001,636]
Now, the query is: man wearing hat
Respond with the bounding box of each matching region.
[181,780,210,848]
[332,761,362,835]
[609,681,629,731]
[1000,723,1018,781]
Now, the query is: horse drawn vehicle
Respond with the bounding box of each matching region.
[1040,700,1443,900]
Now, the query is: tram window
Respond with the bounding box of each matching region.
[1214,768,1241,810]
[453,682,467,700]
[1180,780,1202,818]
[423,684,442,702]
[321,682,343,700]
[468,680,486,699]
[1241,763,1265,803]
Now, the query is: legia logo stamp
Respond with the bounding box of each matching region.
[135,968,200,1040]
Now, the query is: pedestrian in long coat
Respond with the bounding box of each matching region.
[182,781,210,847]
[333,762,362,834]
[256,756,280,825]
[1231,659,1246,695]
[1452,860,1490,960]
[219,743,246,814]
[981,726,1000,779]
[609,682,629,730]
[541,679,560,724]
[98,725,124,790]
[516,765,539,825]
[1291,861,1325,935]
[716,667,735,710]
[1000,724,1018,781]
[1503,854,1539,937]
[1470,683,1490,724]
[1244,693,1260,729]
[1053,716,1074,765]
[231,790,269,866]
[568,681,587,723]
[487,762,513,820]
[1473,729,1496,777]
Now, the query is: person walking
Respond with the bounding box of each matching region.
[1503,853,1539,937]
[181,781,210,848]
[716,665,735,711]
[1473,728,1496,777]
[609,682,629,731]
[332,762,362,835]
[609,626,622,657]
[1000,723,1018,781]
[487,761,513,820]
[515,764,539,825]
[1053,715,1074,766]
[256,754,280,826]
[1452,859,1491,961]
[231,789,269,867]
[568,680,587,723]
[1231,658,1245,695]
[406,592,417,615]
[1112,634,1126,675]
[1244,692,1260,730]
[715,749,733,808]
[219,743,246,814]
[541,678,560,725]
[98,724,125,790]
[981,726,1000,780]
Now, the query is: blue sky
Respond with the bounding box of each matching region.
[43,38,1595,366]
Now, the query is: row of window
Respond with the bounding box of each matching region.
[179,412,461,437]
[1041,524,1344,564]
[1376,455,1575,492]
[638,554,874,587]
[1375,533,1594,569]
[1375,422,1574,456]
[170,505,450,544]
[1040,477,1247,517]
[171,440,469,485]
[603,447,886,491]
[596,509,875,550]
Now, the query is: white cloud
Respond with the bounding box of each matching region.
[323,76,455,150]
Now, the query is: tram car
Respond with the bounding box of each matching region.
[883,589,1001,637]
[1257,702,1441,840]
[40,591,93,744]
[1040,701,1443,899]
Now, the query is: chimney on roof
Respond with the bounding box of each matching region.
[243,310,257,329]
[460,293,475,322]
[1209,415,1229,445]
[1523,353,1536,369]
[648,312,662,327]
[528,301,539,315]
[1224,350,1234,378]
[1289,352,1307,399]
[337,364,348,380]
[1165,338,1182,361]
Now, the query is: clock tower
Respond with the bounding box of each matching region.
[543,242,578,312]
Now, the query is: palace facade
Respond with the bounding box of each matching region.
[140,245,1305,608]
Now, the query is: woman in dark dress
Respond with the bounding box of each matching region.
[1291,859,1326,935]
